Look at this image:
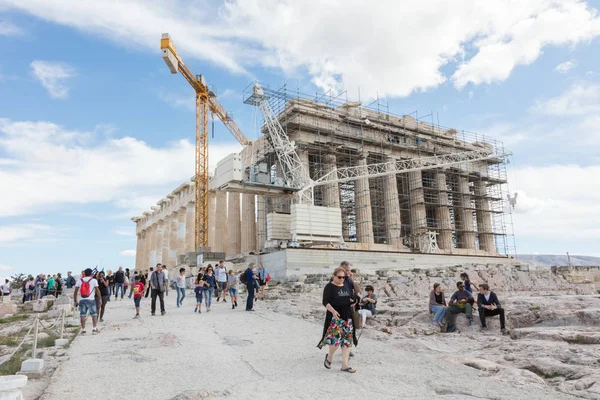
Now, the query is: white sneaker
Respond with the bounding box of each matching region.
[92,328,100,334]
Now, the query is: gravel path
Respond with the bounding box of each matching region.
[39,292,576,400]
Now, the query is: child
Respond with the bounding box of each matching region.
[194,278,205,313]
[460,272,477,294]
[132,275,144,318]
[226,270,239,309]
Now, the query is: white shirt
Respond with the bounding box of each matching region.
[163,269,169,283]
[1,283,9,293]
[176,274,186,288]
[484,293,491,302]
[215,267,227,283]
[76,277,98,301]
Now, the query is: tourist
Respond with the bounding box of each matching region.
[149,264,167,316]
[227,270,239,309]
[202,265,216,312]
[74,268,101,334]
[215,261,228,303]
[429,283,447,327]
[114,266,126,300]
[244,263,259,311]
[460,272,477,294]
[145,267,155,298]
[358,285,377,327]
[124,268,131,297]
[445,281,474,331]
[66,271,76,289]
[132,275,144,318]
[1,279,11,297]
[257,263,268,300]
[25,276,35,302]
[56,273,64,296]
[162,265,169,297]
[97,271,110,322]
[106,270,114,295]
[46,274,56,297]
[128,271,138,298]
[318,266,357,373]
[194,276,205,313]
[477,284,507,334]
[176,267,186,307]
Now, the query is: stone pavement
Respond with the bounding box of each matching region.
[38,292,576,400]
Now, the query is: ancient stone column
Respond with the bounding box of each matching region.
[177,208,186,260]
[207,191,216,252]
[456,175,476,250]
[383,156,403,247]
[256,195,266,252]
[135,231,143,271]
[168,213,178,267]
[241,193,257,254]
[322,153,340,208]
[155,221,164,266]
[409,170,427,238]
[435,172,453,250]
[141,229,150,271]
[474,180,495,253]
[227,192,241,257]
[161,217,171,265]
[214,190,227,253]
[148,224,157,268]
[185,202,195,254]
[355,156,374,244]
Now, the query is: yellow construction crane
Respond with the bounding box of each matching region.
[160,33,250,253]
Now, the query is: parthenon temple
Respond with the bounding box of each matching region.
[132,86,513,271]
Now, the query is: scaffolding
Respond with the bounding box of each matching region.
[243,83,516,256]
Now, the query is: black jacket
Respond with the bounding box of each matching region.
[477,291,501,310]
[114,270,125,284]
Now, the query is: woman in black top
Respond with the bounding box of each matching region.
[107,270,115,296]
[317,267,357,373]
[97,271,110,322]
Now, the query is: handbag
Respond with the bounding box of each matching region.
[265,273,271,283]
[352,309,362,329]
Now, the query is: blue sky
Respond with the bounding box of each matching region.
[1,0,600,279]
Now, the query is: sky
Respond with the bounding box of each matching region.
[1,0,600,280]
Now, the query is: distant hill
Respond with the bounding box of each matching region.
[516,254,600,267]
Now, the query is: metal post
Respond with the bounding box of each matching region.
[60,309,65,339]
[32,317,39,359]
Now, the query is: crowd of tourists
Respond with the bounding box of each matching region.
[20,271,76,302]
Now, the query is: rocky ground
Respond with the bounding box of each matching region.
[1,263,598,399]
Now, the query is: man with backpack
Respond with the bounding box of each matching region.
[114,266,126,300]
[150,264,167,316]
[65,271,76,289]
[74,268,101,335]
[241,263,259,312]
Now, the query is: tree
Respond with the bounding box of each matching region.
[9,273,26,290]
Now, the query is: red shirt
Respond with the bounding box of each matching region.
[132,282,145,298]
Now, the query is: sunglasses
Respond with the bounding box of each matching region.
[335,275,345,279]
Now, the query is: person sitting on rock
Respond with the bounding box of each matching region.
[445,281,474,331]
[358,285,377,327]
[477,283,507,335]
[429,283,447,328]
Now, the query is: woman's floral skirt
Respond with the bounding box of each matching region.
[321,318,353,348]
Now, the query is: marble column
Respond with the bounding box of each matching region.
[241,193,257,254]
[155,221,165,266]
[256,196,266,252]
[161,217,171,265]
[214,190,228,253]
[168,214,178,266]
[227,192,241,257]
[141,230,149,271]
[383,156,403,247]
[207,191,216,252]
[185,203,195,254]
[409,170,427,237]
[135,232,143,270]
[435,172,453,250]
[474,180,495,253]
[355,156,374,244]
[148,224,157,268]
[177,208,186,260]
[456,175,476,249]
[322,153,340,208]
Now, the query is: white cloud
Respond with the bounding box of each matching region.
[0,20,23,36]
[555,59,577,73]
[530,82,600,116]
[119,249,136,257]
[511,164,600,239]
[0,118,242,217]
[114,228,135,237]
[468,91,474,100]
[30,60,76,99]
[3,0,600,99]
[0,264,14,271]
[0,223,51,245]
[157,89,195,111]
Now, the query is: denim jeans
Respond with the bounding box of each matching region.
[246,284,255,310]
[176,287,186,306]
[203,289,212,307]
[431,305,446,323]
[115,283,125,298]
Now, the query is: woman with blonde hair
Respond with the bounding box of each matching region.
[317,266,357,373]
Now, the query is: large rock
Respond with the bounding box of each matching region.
[32,298,55,312]
[0,303,18,317]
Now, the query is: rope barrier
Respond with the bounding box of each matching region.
[0,317,35,367]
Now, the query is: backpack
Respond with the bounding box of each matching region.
[80,278,93,298]
[239,269,249,285]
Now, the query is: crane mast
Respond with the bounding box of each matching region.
[160,33,249,252]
